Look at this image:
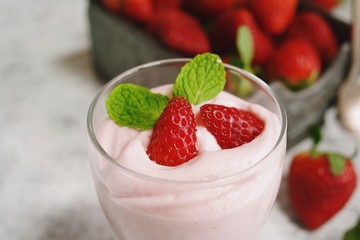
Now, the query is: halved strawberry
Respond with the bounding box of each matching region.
[200,104,265,149]
[147,97,198,166]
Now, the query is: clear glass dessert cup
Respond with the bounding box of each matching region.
[87,59,287,240]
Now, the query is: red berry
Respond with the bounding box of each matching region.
[286,11,339,64]
[288,152,357,229]
[266,38,321,90]
[249,0,298,35]
[147,97,198,167]
[123,0,154,24]
[148,8,210,56]
[200,104,265,149]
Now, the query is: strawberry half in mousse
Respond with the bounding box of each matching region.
[146,97,198,167]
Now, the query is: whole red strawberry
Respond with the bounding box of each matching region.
[286,11,339,65]
[148,8,210,56]
[200,104,265,149]
[184,0,236,19]
[210,9,274,66]
[249,0,298,35]
[266,39,321,90]
[147,97,198,166]
[288,127,357,229]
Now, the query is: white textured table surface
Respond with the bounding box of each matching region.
[0,1,358,240]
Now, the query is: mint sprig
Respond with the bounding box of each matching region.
[173,53,226,105]
[106,83,169,130]
[106,53,226,130]
[229,26,255,97]
[237,26,254,72]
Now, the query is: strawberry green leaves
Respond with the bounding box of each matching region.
[308,125,348,176]
[328,153,347,176]
[173,53,226,105]
[106,83,169,130]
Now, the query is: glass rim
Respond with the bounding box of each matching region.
[87,58,287,186]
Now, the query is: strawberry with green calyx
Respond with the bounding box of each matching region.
[286,11,339,65]
[266,38,321,91]
[200,104,265,149]
[288,125,357,230]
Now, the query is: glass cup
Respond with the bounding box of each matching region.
[87,59,287,240]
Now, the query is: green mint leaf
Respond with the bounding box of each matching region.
[106,83,169,130]
[344,217,360,240]
[173,53,226,105]
[328,152,347,176]
[237,26,254,69]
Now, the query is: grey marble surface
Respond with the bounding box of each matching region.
[0,1,358,240]
[0,1,115,239]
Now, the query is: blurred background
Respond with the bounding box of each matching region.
[0,0,359,239]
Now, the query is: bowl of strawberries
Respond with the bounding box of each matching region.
[88,0,351,146]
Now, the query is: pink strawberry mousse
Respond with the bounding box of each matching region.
[91,84,286,240]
